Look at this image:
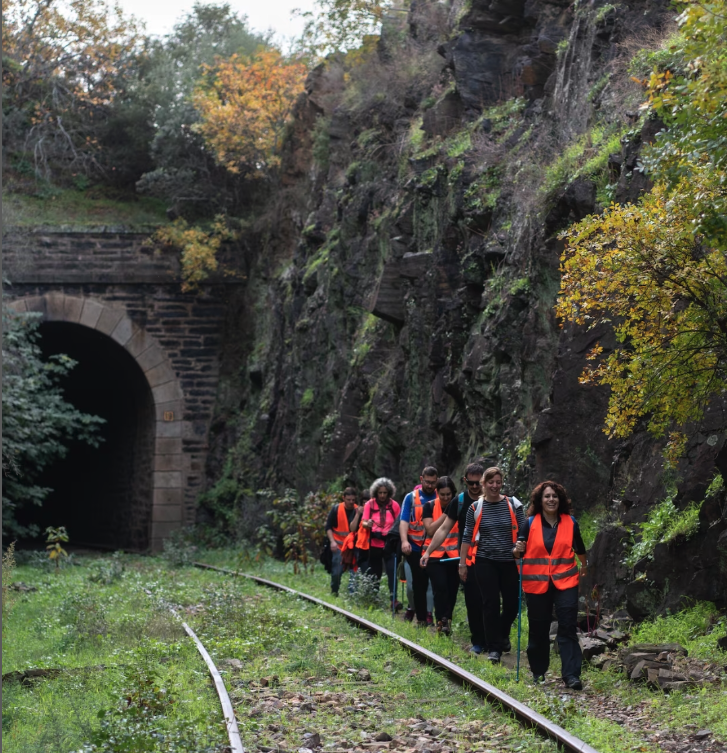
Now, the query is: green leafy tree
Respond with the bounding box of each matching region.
[557,1,727,463]
[135,3,271,215]
[2,298,105,537]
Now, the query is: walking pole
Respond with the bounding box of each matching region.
[392,554,397,617]
[516,543,524,682]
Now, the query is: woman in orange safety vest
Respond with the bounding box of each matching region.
[513,480,587,690]
[421,476,460,636]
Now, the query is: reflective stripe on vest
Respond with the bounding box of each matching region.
[465,496,518,566]
[521,514,579,593]
[407,489,427,546]
[424,496,459,558]
[331,503,357,547]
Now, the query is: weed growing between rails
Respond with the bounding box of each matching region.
[1,555,230,753]
[195,550,727,753]
[173,574,556,753]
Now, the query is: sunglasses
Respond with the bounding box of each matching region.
[464,478,482,487]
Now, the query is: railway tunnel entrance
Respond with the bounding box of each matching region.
[25,321,156,550]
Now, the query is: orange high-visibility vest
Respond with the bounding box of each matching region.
[406,489,427,547]
[465,496,518,566]
[423,496,459,559]
[331,503,357,547]
[521,514,579,593]
[355,524,370,551]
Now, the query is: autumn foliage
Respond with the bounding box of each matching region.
[192,49,307,178]
[557,1,727,462]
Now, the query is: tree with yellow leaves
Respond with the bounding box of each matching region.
[557,1,727,463]
[192,49,307,178]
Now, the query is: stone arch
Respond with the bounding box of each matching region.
[8,292,185,551]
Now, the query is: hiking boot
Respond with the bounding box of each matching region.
[564,676,583,690]
[487,651,501,664]
[470,644,484,655]
[533,675,545,685]
[426,612,434,626]
[440,618,452,636]
[393,600,403,612]
[403,608,415,622]
[502,640,511,653]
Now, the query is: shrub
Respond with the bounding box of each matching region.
[88,551,125,585]
[345,570,388,610]
[161,528,198,568]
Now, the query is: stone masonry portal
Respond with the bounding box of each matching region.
[3,231,243,551]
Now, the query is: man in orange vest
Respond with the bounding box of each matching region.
[399,466,438,627]
[513,480,587,689]
[326,487,362,596]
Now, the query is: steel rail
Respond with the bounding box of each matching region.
[193,562,599,753]
[143,588,245,753]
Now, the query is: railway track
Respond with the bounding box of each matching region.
[192,562,600,753]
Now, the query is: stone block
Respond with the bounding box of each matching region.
[136,346,165,372]
[154,471,182,488]
[152,505,183,523]
[63,296,84,323]
[43,292,66,321]
[79,299,104,329]
[95,306,125,335]
[152,380,183,404]
[110,315,136,346]
[150,521,183,550]
[146,361,177,388]
[24,295,46,315]
[155,400,182,422]
[153,488,183,506]
[125,329,156,359]
[155,420,182,438]
[154,454,185,472]
[154,437,183,455]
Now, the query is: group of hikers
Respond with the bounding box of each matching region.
[324,462,588,690]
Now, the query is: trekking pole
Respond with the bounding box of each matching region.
[392,554,397,617]
[516,538,525,682]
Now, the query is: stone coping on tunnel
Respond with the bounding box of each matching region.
[8,292,186,552]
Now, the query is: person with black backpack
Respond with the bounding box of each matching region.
[420,462,485,649]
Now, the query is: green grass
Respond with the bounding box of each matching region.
[1,556,229,752]
[2,188,168,228]
[197,550,723,753]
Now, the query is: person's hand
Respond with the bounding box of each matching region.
[513,540,526,556]
[362,519,373,529]
[330,542,339,553]
[580,567,587,579]
[401,541,412,556]
[419,552,429,568]
[458,563,468,582]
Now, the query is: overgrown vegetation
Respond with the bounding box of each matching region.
[2,301,104,538]
[557,2,727,464]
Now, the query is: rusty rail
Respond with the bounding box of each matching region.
[192,562,599,753]
[144,587,245,753]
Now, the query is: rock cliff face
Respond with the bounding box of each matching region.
[205,0,727,616]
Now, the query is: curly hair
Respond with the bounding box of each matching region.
[528,480,572,516]
[369,477,396,500]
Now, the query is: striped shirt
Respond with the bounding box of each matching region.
[461,496,526,562]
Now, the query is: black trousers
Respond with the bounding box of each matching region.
[471,558,520,653]
[360,547,395,595]
[526,582,582,679]
[404,550,430,622]
[427,557,460,622]
[464,570,484,646]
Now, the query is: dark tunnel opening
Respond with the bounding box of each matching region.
[20,321,156,550]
